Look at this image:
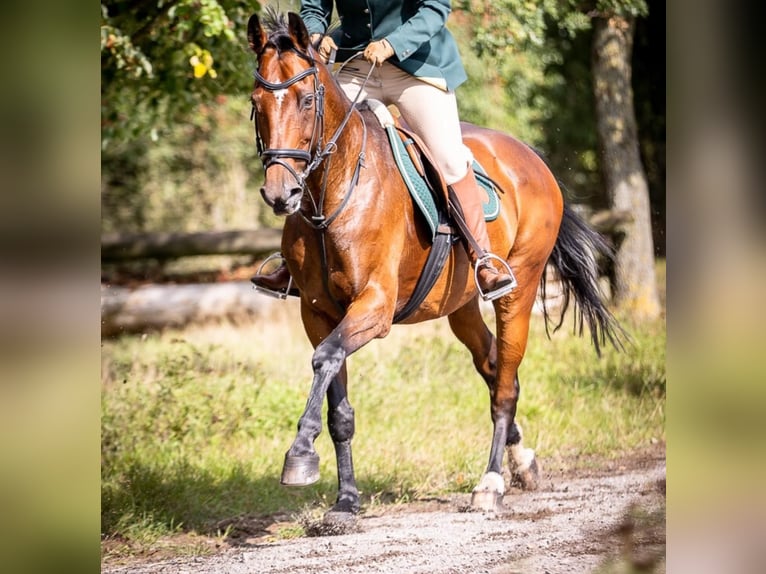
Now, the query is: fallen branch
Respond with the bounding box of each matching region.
[100,281,283,337]
[101,229,283,261]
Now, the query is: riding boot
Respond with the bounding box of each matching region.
[251,258,299,298]
[449,168,516,300]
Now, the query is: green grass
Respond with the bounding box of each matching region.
[101,287,665,554]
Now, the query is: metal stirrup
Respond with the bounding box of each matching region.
[252,252,294,300]
[475,253,517,301]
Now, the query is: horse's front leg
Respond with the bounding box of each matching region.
[281,291,394,515]
[279,338,344,486]
[325,365,360,517]
[282,362,359,516]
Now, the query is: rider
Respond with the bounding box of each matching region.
[252,0,515,300]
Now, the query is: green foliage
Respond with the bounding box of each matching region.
[454,0,651,205]
[451,17,547,145]
[101,0,261,148]
[101,96,275,233]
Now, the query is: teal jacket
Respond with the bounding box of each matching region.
[300,0,467,91]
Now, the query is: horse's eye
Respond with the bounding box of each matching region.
[300,94,314,110]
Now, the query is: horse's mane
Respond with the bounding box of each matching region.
[259,7,340,54]
[259,7,295,51]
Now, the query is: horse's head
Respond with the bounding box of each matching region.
[247,11,322,216]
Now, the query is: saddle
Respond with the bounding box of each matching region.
[364,100,500,241]
[363,100,503,322]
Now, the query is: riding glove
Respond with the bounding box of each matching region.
[310,33,338,63]
[364,39,395,66]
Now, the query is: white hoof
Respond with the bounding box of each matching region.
[470,471,505,511]
[507,444,540,490]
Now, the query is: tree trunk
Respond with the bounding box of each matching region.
[592,14,660,320]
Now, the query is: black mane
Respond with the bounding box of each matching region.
[260,7,295,52]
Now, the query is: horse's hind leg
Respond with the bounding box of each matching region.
[449,284,541,511]
[483,283,544,506]
[447,299,507,509]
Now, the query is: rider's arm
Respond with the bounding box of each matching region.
[383,0,451,61]
[300,0,334,36]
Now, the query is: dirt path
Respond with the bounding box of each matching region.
[103,457,665,574]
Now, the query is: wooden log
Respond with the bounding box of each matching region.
[101,229,283,261]
[588,209,633,235]
[100,281,285,337]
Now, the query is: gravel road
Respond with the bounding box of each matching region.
[104,457,665,574]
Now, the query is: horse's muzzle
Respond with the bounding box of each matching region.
[260,185,303,216]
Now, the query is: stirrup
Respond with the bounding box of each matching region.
[475,253,517,302]
[251,252,295,300]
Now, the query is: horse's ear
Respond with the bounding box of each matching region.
[247,13,267,55]
[287,12,310,51]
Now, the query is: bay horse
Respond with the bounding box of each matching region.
[246,11,622,519]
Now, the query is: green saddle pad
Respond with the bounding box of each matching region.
[385,125,500,240]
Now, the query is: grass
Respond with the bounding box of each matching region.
[101,267,665,558]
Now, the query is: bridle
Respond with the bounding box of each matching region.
[252,46,372,230]
[252,48,324,186]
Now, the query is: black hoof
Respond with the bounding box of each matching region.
[320,509,359,535]
[280,453,320,486]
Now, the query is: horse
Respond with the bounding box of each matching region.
[246,10,623,520]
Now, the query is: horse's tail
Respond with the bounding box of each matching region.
[541,203,627,356]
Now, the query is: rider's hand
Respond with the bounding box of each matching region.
[363,39,394,67]
[310,34,338,64]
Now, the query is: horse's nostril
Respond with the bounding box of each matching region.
[288,187,302,198]
[259,187,272,206]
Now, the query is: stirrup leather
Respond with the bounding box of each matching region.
[251,252,295,300]
[475,253,517,302]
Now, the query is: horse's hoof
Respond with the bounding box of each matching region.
[323,510,358,529]
[512,456,541,491]
[470,489,504,512]
[470,471,505,512]
[302,509,359,537]
[280,453,320,486]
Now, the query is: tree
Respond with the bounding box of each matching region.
[100,0,261,148]
[591,11,660,319]
[456,0,660,320]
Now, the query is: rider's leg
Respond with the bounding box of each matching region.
[380,64,515,298]
[448,167,515,297]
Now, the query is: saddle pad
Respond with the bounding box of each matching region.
[384,125,500,240]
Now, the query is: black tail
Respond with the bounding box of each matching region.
[541,204,627,356]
